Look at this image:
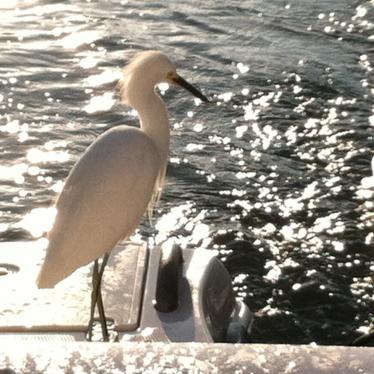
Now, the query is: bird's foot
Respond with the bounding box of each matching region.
[86,317,117,342]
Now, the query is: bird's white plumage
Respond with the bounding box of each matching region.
[37,126,160,287]
[37,51,174,288]
[36,50,207,289]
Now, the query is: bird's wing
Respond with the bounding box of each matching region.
[37,126,160,288]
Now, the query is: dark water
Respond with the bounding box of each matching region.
[0,0,373,345]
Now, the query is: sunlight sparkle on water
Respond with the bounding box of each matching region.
[0,163,27,184]
[243,103,259,121]
[264,261,282,283]
[360,156,374,190]
[16,207,57,238]
[154,203,211,248]
[85,69,122,87]
[253,92,276,107]
[84,92,116,114]
[217,92,233,103]
[356,156,374,201]
[193,98,202,106]
[312,213,342,234]
[155,203,192,244]
[235,171,256,180]
[332,241,345,252]
[26,148,70,164]
[50,180,64,193]
[189,223,210,246]
[252,123,278,150]
[302,181,320,200]
[228,199,253,213]
[241,88,250,96]
[354,6,367,19]
[79,56,99,69]
[0,119,20,134]
[185,143,205,152]
[281,198,304,217]
[280,223,307,242]
[193,123,204,132]
[209,134,231,145]
[293,85,302,94]
[44,140,68,150]
[59,30,103,49]
[236,62,250,74]
[235,125,248,138]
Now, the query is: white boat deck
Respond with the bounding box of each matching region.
[1,241,373,372]
[0,342,373,373]
[0,241,146,333]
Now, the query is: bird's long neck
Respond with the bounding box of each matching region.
[136,90,170,167]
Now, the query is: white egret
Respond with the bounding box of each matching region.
[36,50,208,341]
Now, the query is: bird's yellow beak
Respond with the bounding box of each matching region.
[168,72,209,103]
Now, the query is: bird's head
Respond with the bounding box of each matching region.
[119,50,208,107]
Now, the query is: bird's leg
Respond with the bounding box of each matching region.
[86,254,110,342]
[98,252,110,282]
[87,259,100,341]
[96,253,110,341]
